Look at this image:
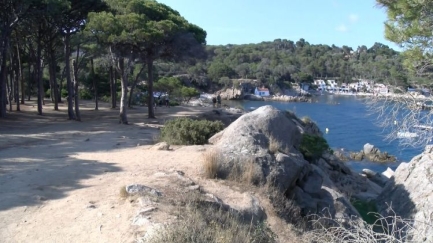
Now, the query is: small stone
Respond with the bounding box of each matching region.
[152,142,170,151]
[187,185,200,191]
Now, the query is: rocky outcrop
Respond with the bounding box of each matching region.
[360,169,389,187]
[265,95,311,102]
[349,143,396,163]
[243,94,264,101]
[218,87,244,100]
[376,145,433,242]
[209,105,360,219]
[316,154,383,202]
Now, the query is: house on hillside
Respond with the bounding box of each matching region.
[314,79,326,91]
[254,87,270,97]
[358,79,372,92]
[374,83,388,94]
[326,80,337,91]
[300,82,311,91]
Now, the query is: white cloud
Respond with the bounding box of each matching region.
[349,14,359,23]
[335,24,348,32]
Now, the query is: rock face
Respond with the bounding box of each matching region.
[209,105,360,218]
[265,95,311,103]
[243,94,264,101]
[349,143,396,163]
[376,145,433,242]
[218,87,244,100]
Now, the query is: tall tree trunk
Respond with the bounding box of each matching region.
[0,33,8,118]
[128,66,145,108]
[36,31,43,116]
[147,58,155,119]
[20,63,24,104]
[110,66,116,109]
[72,42,81,121]
[72,59,81,121]
[59,67,66,103]
[16,44,22,110]
[49,49,59,110]
[64,31,75,120]
[118,58,128,124]
[90,58,98,110]
[8,61,13,111]
[27,63,31,101]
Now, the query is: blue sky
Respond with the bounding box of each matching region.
[158,0,399,50]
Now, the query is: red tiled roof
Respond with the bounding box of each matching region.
[257,87,269,91]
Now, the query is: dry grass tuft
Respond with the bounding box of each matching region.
[202,149,221,179]
[263,184,305,228]
[268,136,281,154]
[240,158,262,185]
[140,191,277,243]
[302,206,433,243]
[202,150,262,185]
[227,158,262,186]
[119,186,129,199]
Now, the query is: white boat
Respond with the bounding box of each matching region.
[397,131,418,138]
[414,125,433,130]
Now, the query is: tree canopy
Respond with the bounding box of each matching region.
[87,0,206,120]
[377,0,433,76]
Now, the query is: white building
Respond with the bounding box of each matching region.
[254,87,270,97]
[326,80,337,91]
[314,79,326,91]
[374,84,388,94]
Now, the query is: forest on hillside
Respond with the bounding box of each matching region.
[0,0,426,122]
[164,39,411,91]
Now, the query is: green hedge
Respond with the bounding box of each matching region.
[161,117,224,145]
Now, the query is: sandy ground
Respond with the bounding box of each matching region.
[0,100,224,243]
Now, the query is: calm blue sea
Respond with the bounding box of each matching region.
[225,95,424,173]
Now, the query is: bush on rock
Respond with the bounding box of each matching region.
[300,134,331,161]
[161,118,224,145]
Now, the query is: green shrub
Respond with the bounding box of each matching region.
[351,199,380,225]
[169,100,180,106]
[161,118,224,145]
[61,89,68,98]
[299,134,331,161]
[45,89,51,98]
[100,95,111,103]
[116,91,126,101]
[79,89,93,100]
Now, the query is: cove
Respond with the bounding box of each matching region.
[225,95,424,173]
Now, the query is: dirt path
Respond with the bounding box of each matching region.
[0,100,214,243]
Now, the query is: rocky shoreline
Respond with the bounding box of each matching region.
[333,143,397,163]
[207,105,433,241]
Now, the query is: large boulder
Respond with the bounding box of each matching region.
[209,105,302,158]
[376,145,433,242]
[363,143,377,154]
[209,105,359,219]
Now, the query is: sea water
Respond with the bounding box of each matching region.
[225,95,424,173]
